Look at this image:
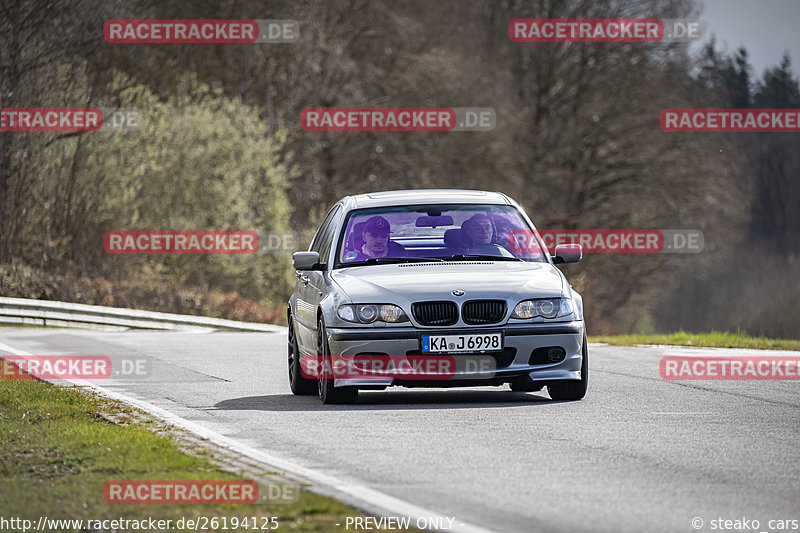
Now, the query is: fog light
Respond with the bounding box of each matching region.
[546,347,566,363]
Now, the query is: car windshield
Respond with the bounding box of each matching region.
[335,204,549,267]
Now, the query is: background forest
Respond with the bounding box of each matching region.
[1,0,798,335]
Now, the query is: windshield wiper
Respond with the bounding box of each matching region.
[445,254,523,262]
[360,257,445,264]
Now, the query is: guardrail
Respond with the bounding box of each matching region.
[0,297,285,333]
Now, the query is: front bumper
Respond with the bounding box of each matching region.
[326,320,585,388]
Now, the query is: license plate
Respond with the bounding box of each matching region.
[422,333,503,353]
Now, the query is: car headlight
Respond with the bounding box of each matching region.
[337,304,409,324]
[511,298,574,319]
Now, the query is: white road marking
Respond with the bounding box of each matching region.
[627,344,800,356]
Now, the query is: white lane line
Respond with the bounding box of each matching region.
[0,340,495,533]
[626,344,800,356]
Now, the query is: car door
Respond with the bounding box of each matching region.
[295,205,342,355]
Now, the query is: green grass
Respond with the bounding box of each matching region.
[0,361,418,532]
[590,330,800,351]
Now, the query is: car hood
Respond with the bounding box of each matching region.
[330,261,565,303]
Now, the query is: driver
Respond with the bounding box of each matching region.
[361,215,391,258]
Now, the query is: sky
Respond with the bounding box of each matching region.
[697,0,800,77]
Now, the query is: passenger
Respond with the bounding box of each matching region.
[462,214,494,246]
[461,214,514,257]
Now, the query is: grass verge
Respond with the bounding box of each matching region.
[0,363,417,532]
[590,330,800,351]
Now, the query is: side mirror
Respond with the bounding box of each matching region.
[293,251,323,270]
[552,244,582,264]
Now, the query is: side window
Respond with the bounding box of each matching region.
[310,205,340,253]
[317,206,343,264]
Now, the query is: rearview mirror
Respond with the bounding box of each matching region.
[552,244,582,264]
[293,251,323,270]
[415,215,454,228]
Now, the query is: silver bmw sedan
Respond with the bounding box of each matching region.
[288,189,587,404]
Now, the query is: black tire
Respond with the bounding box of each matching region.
[547,335,588,401]
[288,313,316,395]
[317,317,358,404]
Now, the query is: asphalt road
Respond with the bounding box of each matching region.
[1,328,799,533]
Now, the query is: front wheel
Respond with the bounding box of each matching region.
[317,317,358,404]
[288,313,316,395]
[547,335,588,401]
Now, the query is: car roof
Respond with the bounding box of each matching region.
[341,189,514,210]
